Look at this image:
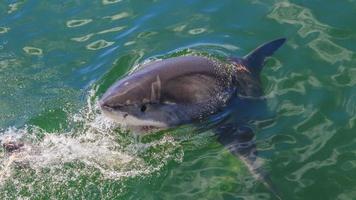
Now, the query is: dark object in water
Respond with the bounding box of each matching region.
[2,139,24,153]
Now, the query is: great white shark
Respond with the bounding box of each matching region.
[100,38,286,199]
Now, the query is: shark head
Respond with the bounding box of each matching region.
[99,72,179,129]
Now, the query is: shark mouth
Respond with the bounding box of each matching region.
[100,107,168,132]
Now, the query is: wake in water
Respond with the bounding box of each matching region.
[0,89,184,198]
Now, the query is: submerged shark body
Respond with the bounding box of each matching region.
[100,38,286,198]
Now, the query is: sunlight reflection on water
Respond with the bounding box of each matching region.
[1,0,356,199]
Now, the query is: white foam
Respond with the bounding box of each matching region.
[0,88,184,188]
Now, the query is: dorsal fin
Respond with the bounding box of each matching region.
[243,38,286,75]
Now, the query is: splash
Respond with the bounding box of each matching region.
[0,88,184,198]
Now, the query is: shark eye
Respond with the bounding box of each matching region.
[140,104,147,112]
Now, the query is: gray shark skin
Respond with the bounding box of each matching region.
[100,56,237,128]
[100,38,286,199]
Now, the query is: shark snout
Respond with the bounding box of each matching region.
[100,103,123,111]
[99,100,129,118]
[99,96,121,109]
[99,100,114,111]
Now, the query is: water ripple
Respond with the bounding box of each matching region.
[308,36,353,64]
[287,149,339,186]
[331,65,356,87]
[268,1,354,64]
[277,100,305,117]
[268,2,329,38]
[103,12,130,21]
[342,93,356,117]
[23,46,43,56]
[1,0,356,199]
[97,26,126,34]
[124,41,136,46]
[8,1,25,14]
[338,190,356,200]
[268,72,307,96]
[71,33,95,42]
[294,111,335,162]
[172,24,187,32]
[66,19,93,28]
[102,0,122,5]
[188,28,207,35]
[0,27,10,34]
[86,40,115,51]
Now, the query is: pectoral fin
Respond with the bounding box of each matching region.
[215,123,282,200]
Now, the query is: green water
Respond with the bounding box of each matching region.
[1,0,356,199]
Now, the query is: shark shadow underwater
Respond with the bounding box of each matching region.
[100,38,286,199]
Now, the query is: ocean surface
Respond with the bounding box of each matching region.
[1,0,356,199]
